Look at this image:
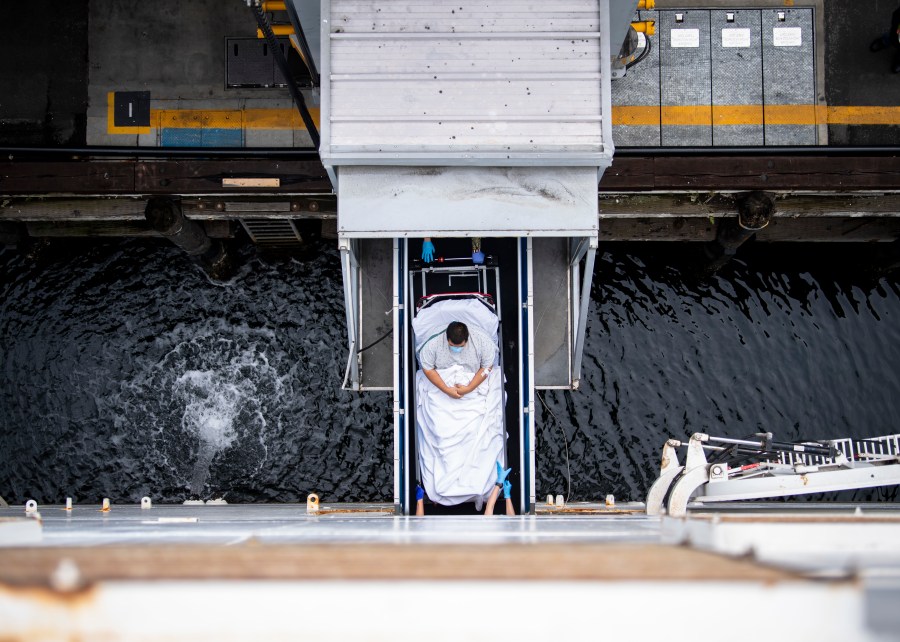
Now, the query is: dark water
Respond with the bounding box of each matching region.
[1,239,899,505]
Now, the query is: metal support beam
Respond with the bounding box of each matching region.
[571,236,598,386]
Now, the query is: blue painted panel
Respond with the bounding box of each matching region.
[160,128,243,147]
[202,128,243,147]
[160,128,202,147]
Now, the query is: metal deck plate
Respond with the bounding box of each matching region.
[762,8,816,145]
[660,10,713,147]
[712,9,763,146]
[611,10,660,146]
[612,8,817,147]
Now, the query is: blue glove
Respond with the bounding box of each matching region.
[495,461,512,485]
[416,485,425,502]
[472,251,485,265]
[422,240,435,263]
[503,479,512,499]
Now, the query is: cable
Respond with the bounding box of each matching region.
[626,33,652,69]
[537,391,571,503]
[357,328,392,354]
[251,1,320,148]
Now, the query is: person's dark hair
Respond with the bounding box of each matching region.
[446,321,469,345]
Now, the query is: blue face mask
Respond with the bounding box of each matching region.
[449,344,464,353]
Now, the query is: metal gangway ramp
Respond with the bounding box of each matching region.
[647,432,900,517]
[320,0,634,514]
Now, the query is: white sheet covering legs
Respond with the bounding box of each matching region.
[416,365,505,508]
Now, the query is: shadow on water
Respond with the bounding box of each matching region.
[0,238,898,504]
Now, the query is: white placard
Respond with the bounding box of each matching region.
[671,28,700,48]
[722,28,751,48]
[773,27,802,47]
[637,31,647,49]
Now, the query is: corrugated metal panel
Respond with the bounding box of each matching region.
[322,0,612,167]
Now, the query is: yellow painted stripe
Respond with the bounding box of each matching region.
[827,106,900,125]
[764,104,819,125]
[712,104,764,126]
[108,104,899,137]
[662,105,712,126]
[157,109,243,129]
[612,105,659,126]
[612,105,900,127]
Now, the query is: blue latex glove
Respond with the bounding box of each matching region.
[495,461,512,485]
[503,479,512,500]
[472,251,485,265]
[422,240,435,263]
[416,485,425,502]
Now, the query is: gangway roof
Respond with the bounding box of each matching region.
[337,166,599,237]
[320,0,614,173]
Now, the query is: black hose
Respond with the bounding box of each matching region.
[251,1,320,148]
[625,34,651,70]
[357,328,392,354]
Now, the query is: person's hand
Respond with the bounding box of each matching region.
[454,383,470,395]
[503,479,512,499]
[495,461,512,485]
[416,485,425,502]
[444,387,462,399]
[422,240,435,263]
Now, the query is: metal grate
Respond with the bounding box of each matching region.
[239,218,303,245]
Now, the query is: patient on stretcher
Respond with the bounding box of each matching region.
[418,321,497,399]
[413,299,509,513]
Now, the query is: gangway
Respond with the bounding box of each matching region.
[320,0,643,514]
[647,432,900,517]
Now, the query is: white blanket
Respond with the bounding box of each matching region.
[416,365,505,508]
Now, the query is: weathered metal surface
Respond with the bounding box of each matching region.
[0,161,136,194]
[611,9,660,146]
[322,0,613,167]
[599,155,900,191]
[533,237,571,387]
[135,160,331,193]
[0,159,331,195]
[762,8,816,145]
[0,198,147,221]
[3,155,900,196]
[599,216,900,242]
[337,166,600,237]
[711,9,763,146]
[660,10,712,146]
